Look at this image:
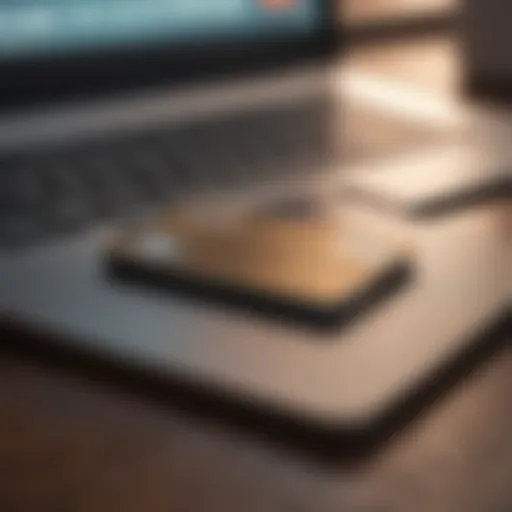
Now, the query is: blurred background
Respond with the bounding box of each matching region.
[346,0,456,39]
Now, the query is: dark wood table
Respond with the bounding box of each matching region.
[0,324,510,512]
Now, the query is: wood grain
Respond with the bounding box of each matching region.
[0,328,510,512]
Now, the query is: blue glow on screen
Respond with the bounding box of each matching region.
[0,0,321,59]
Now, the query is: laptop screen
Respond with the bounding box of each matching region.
[0,0,323,61]
[0,0,335,110]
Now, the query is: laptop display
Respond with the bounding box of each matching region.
[0,0,323,61]
[0,0,335,109]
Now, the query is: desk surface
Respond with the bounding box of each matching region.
[0,329,511,512]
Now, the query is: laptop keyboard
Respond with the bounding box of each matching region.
[0,99,334,250]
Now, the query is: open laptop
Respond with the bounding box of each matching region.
[1,0,509,447]
[0,0,341,250]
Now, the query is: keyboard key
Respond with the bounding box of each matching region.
[0,214,43,249]
[0,98,334,250]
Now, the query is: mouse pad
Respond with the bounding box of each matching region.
[106,199,412,329]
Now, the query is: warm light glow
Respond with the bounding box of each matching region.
[339,69,466,129]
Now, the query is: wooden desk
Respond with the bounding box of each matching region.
[0,325,510,512]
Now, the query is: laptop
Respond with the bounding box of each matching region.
[1,0,509,446]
